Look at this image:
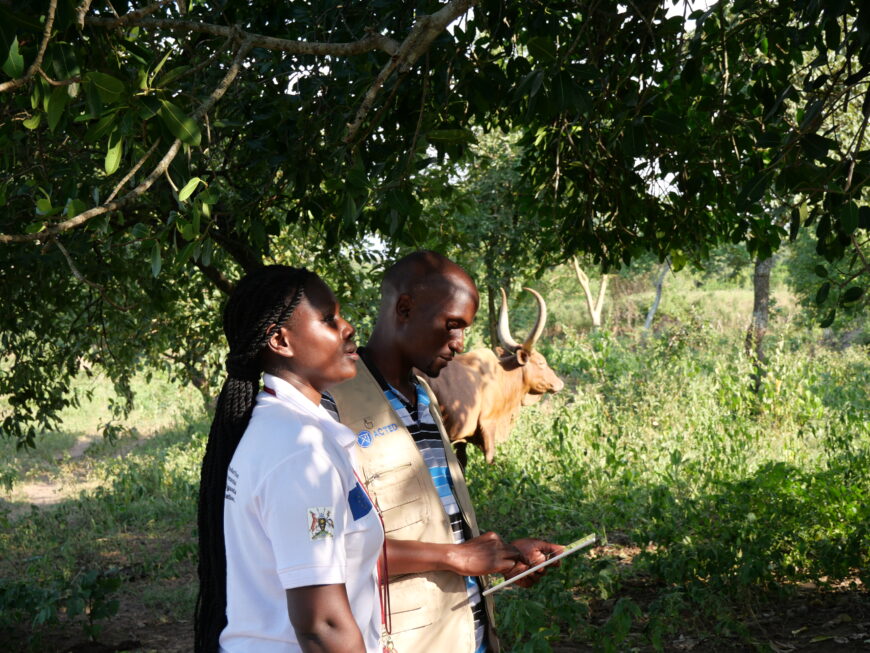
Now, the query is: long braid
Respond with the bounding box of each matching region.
[194,265,312,652]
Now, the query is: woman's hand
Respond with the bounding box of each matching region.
[285,584,366,653]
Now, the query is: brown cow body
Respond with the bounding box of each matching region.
[425,288,564,465]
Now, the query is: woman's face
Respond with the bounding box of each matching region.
[277,276,358,402]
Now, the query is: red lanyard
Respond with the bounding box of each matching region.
[264,386,392,639]
[353,469,391,639]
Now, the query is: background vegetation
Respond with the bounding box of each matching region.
[2,1,869,650]
[2,0,869,447]
[1,258,867,652]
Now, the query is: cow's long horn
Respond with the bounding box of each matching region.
[497,288,521,352]
[522,287,547,351]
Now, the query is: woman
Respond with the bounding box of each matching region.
[195,265,384,652]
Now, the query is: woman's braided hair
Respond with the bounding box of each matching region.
[195,265,312,652]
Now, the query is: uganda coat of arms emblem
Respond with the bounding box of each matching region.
[308,507,335,540]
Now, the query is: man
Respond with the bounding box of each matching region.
[327,251,563,653]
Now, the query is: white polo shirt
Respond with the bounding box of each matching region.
[220,373,383,653]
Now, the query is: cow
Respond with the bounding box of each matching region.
[425,287,565,466]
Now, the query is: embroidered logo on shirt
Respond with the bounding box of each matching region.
[373,423,398,437]
[347,482,373,520]
[357,429,373,448]
[308,507,334,540]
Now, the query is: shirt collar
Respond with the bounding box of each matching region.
[358,346,420,404]
[261,373,355,449]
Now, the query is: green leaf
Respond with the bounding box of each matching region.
[341,194,357,226]
[158,99,201,146]
[788,207,800,242]
[84,113,118,143]
[813,264,827,278]
[105,134,123,175]
[47,85,70,133]
[177,240,196,265]
[154,65,191,88]
[838,202,858,234]
[22,113,41,130]
[64,198,88,217]
[2,36,23,78]
[815,281,831,306]
[136,96,161,121]
[84,78,102,116]
[30,80,41,109]
[150,242,162,277]
[50,43,80,80]
[819,309,836,328]
[86,72,126,102]
[130,222,149,239]
[652,109,686,135]
[178,177,203,202]
[736,173,770,210]
[201,237,213,266]
[841,286,864,304]
[35,198,53,216]
[527,36,556,63]
[427,129,477,144]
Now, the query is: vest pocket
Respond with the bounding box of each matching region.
[385,574,436,633]
[365,464,430,539]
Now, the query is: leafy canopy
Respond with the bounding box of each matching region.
[1,0,869,444]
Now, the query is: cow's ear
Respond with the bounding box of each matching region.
[494,346,506,357]
[515,348,529,366]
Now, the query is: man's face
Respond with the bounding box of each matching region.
[400,277,479,377]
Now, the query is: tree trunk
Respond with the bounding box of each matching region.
[745,256,774,392]
[572,256,609,329]
[643,259,670,336]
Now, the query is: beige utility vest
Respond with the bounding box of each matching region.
[329,358,499,653]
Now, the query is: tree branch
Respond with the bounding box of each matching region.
[97,0,174,27]
[38,69,82,86]
[194,260,234,294]
[0,40,252,244]
[344,0,475,144]
[0,0,57,93]
[105,139,161,203]
[52,238,132,311]
[76,0,95,29]
[85,16,400,57]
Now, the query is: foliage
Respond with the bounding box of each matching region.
[2,0,870,444]
[469,325,869,650]
[2,293,868,649]
[783,228,870,332]
[417,131,553,342]
[0,568,121,642]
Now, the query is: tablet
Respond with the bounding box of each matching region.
[481,533,598,596]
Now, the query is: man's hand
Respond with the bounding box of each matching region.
[447,531,522,576]
[502,538,565,588]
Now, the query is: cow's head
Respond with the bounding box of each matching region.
[496,287,565,404]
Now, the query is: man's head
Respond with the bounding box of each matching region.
[376,251,479,377]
